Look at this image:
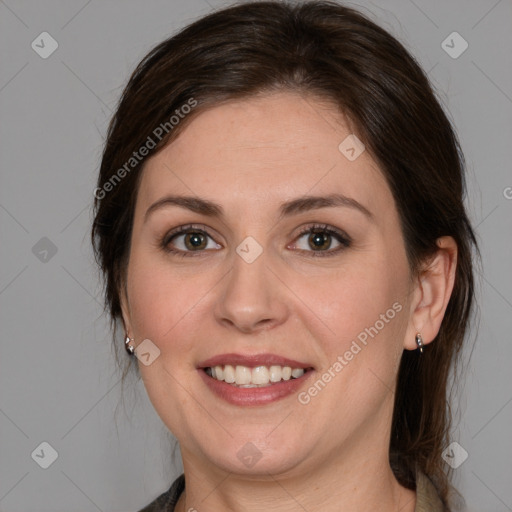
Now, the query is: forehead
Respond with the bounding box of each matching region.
[137,92,393,220]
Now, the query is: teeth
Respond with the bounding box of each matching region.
[291,368,304,378]
[223,364,235,383]
[235,365,252,385]
[269,365,282,382]
[213,366,224,380]
[251,366,269,385]
[206,364,306,386]
[282,366,292,380]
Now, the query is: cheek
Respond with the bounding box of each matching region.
[127,247,407,352]
[126,251,196,342]
[293,259,405,349]
[291,260,409,421]
[124,252,211,430]
[125,248,225,370]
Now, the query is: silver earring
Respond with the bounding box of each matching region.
[415,332,424,354]
[125,336,135,355]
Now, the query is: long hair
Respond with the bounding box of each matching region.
[91,2,479,507]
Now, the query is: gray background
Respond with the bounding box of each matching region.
[1,0,511,510]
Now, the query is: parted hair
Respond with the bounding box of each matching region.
[91,2,479,508]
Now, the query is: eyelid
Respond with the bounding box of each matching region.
[162,223,217,245]
[161,222,351,257]
[290,223,352,256]
[294,223,351,241]
[161,223,222,257]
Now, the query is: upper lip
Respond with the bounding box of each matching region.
[198,353,313,370]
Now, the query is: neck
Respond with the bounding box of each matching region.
[175,443,416,512]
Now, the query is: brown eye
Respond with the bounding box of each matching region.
[162,225,222,256]
[183,232,208,251]
[291,224,351,257]
[307,230,332,251]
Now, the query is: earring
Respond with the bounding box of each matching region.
[125,336,135,355]
[415,332,424,354]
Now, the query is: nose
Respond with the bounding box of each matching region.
[214,247,289,334]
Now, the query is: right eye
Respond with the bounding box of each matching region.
[161,224,222,257]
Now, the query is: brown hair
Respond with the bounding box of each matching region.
[91,1,478,507]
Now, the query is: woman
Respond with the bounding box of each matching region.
[91,1,478,510]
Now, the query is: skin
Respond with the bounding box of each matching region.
[120,91,457,511]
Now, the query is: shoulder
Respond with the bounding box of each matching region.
[414,471,446,512]
[138,474,185,512]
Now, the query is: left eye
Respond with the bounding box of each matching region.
[291,226,351,254]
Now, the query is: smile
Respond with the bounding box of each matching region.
[204,364,309,387]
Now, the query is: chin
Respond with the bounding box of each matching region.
[194,436,313,478]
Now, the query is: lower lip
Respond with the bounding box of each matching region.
[198,369,314,406]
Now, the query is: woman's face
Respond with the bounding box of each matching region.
[122,92,415,477]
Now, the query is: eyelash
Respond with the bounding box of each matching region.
[160,223,352,258]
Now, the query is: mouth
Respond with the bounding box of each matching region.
[197,353,315,405]
[203,364,314,388]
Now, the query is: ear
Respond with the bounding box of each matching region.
[119,282,133,339]
[404,236,458,350]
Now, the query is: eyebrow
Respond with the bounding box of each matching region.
[144,193,374,223]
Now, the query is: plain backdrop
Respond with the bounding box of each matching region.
[1,1,511,511]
